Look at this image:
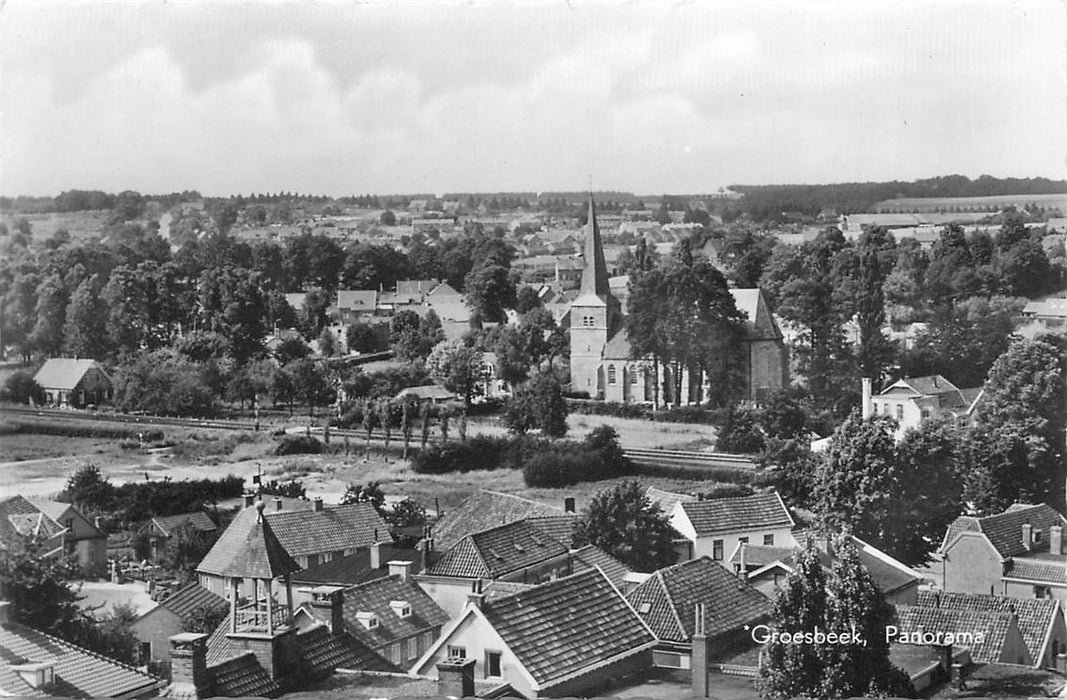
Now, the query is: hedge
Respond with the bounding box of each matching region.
[0,420,164,441]
[565,399,729,426]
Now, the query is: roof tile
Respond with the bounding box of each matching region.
[679,492,793,537]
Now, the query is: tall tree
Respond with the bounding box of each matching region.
[571,480,675,572]
[425,338,484,407]
[31,271,69,357]
[63,275,110,358]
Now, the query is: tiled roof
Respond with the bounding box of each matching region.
[602,327,631,360]
[0,617,162,698]
[151,512,217,536]
[941,504,1067,558]
[339,576,449,651]
[431,490,564,550]
[525,515,577,548]
[337,290,378,310]
[264,502,390,558]
[295,623,397,676]
[645,487,697,517]
[570,545,631,589]
[428,520,568,579]
[196,505,300,578]
[33,359,106,391]
[394,385,456,402]
[483,580,535,601]
[0,496,64,554]
[1005,558,1067,585]
[679,492,793,537]
[891,605,1022,665]
[882,374,961,397]
[291,546,422,586]
[157,583,227,622]
[481,568,656,687]
[204,652,281,698]
[917,591,1059,666]
[625,557,771,643]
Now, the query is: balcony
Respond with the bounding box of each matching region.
[234,600,290,633]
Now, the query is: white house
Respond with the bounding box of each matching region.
[669,492,795,563]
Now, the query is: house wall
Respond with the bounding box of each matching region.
[885,582,919,606]
[690,528,796,564]
[57,507,107,577]
[415,611,535,698]
[417,555,572,619]
[541,647,653,698]
[130,607,183,664]
[1000,623,1032,666]
[941,535,1003,597]
[1003,580,1067,610]
[747,340,785,401]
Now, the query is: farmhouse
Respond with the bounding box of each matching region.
[33,358,112,408]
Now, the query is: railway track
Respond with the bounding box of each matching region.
[622,447,757,471]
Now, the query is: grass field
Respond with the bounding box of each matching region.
[1,210,113,241]
[873,193,1067,213]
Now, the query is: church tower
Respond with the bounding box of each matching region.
[569,194,621,398]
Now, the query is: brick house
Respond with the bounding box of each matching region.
[33,358,112,408]
[131,582,227,666]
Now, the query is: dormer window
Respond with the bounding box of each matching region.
[13,662,55,689]
[356,611,380,630]
[389,600,412,618]
[637,602,652,614]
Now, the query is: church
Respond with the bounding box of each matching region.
[568,195,787,405]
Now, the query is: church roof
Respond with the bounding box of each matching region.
[578,194,616,303]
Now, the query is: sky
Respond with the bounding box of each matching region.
[1,1,1065,197]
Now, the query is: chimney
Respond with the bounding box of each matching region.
[310,587,345,636]
[564,497,576,514]
[169,633,209,698]
[389,560,412,582]
[1052,525,1063,555]
[467,579,485,609]
[313,497,324,512]
[437,658,476,699]
[93,516,102,530]
[738,544,747,580]
[243,493,255,508]
[0,601,10,627]
[862,378,873,420]
[1023,523,1033,551]
[274,497,283,511]
[370,541,383,570]
[692,603,708,698]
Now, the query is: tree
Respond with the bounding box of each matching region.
[813,413,897,536]
[3,370,44,404]
[274,336,311,365]
[0,536,83,635]
[346,322,384,354]
[341,481,386,512]
[515,286,542,314]
[400,396,416,458]
[464,264,516,323]
[31,271,69,357]
[380,209,397,226]
[425,338,483,407]
[571,480,675,572]
[318,327,339,357]
[63,275,110,359]
[288,358,333,418]
[114,350,217,417]
[758,536,915,699]
[391,309,443,364]
[502,372,569,437]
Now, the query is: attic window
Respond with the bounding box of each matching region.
[488,548,504,560]
[13,662,55,689]
[389,600,412,619]
[530,536,544,546]
[355,611,380,630]
[514,543,525,553]
[638,602,652,614]
[1034,530,1043,543]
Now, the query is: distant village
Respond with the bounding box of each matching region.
[1,181,1066,699]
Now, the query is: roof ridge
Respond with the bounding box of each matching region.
[7,618,162,680]
[480,489,562,510]
[656,569,688,642]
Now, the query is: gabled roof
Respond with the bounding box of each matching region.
[891,605,1025,665]
[196,504,300,578]
[645,487,697,516]
[578,194,617,304]
[524,515,577,548]
[338,575,450,650]
[394,385,456,402]
[155,583,227,622]
[336,290,378,311]
[479,568,656,687]
[678,492,793,537]
[0,616,163,698]
[917,591,1060,667]
[431,490,564,550]
[200,652,281,698]
[728,288,782,341]
[151,512,217,537]
[570,545,631,589]
[625,557,771,643]
[428,520,568,579]
[396,279,440,295]
[941,504,1067,558]
[602,327,632,360]
[291,545,421,587]
[294,622,396,676]
[0,496,65,554]
[33,359,109,391]
[1005,558,1067,585]
[264,502,389,558]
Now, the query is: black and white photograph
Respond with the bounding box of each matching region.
[1,1,1065,698]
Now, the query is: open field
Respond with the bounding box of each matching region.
[0,210,113,241]
[467,413,719,451]
[873,193,1067,213]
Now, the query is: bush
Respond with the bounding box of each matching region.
[523,451,583,488]
[411,436,510,474]
[274,435,324,455]
[564,399,729,425]
[717,406,766,453]
[1,420,164,441]
[699,483,755,499]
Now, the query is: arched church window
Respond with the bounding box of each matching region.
[607,365,617,385]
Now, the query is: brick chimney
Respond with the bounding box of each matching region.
[169,633,209,699]
[437,657,476,699]
[274,497,283,511]
[738,544,747,580]
[564,497,576,513]
[370,541,383,570]
[1023,523,1033,551]
[313,497,324,512]
[310,587,345,636]
[691,603,708,698]
[1052,525,1063,555]
[467,579,485,609]
[862,378,873,420]
[388,560,412,582]
[0,601,10,627]
[243,493,255,508]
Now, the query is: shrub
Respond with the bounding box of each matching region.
[717,406,766,453]
[1,420,164,441]
[699,483,755,499]
[410,437,510,474]
[274,435,324,455]
[523,451,582,488]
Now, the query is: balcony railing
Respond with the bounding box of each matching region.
[234,601,289,632]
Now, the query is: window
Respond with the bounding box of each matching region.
[139,642,152,664]
[607,365,616,385]
[485,651,502,678]
[712,539,724,561]
[423,632,434,650]
[764,534,775,546]
[447,645,466,659]
[637,602,652,614]
[407,637,419,660]
[738,536,749,544]
[896,405,903,420]
[389,644,402,665]
[920,409,930,420]
[630,369,639,385]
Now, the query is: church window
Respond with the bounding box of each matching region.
[630,368,639,384]
[607,365,616,385]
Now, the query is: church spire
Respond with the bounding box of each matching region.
[579,192,611,298]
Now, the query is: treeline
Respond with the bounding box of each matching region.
[726,175,1067,222]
